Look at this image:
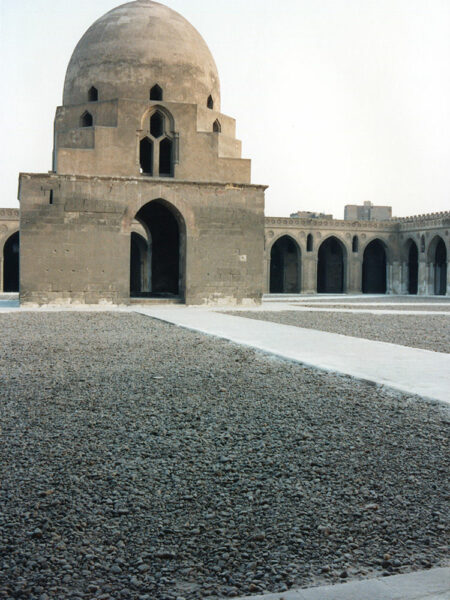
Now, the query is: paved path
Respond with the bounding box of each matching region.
[229,567,450,600]
[134,306,450,405]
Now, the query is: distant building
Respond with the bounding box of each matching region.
[290,211,333,220]
[344,201,392,222]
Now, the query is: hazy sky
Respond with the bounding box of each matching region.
[1,0,449,217]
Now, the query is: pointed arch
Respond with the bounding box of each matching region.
[362,239,387,294]
[213,119,221,133]
[133,199,186,299]
[150,84,163,101]
[3,231,20,292]
[139,137,153,175]
[428,235,447,295]
[80,111,93,127]
[88,86,98,102]
[269,235,301,293]
[207,95,214,109]
[404,238,418,295]
[317,236,346,293]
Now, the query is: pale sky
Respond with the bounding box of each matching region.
[0,0,449,217]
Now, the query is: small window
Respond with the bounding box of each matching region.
[420,235,425,253]
[88,87,98,102]
[213,119,221,133]
[207,95,214,109]
[352,235,359,253]
[150,111,164,138]
[140,137,153,175]
[80,111,93,127]
[307,234,313,252]
[159,137,173,176]
[150,84,163,101]
[49,190,54,205]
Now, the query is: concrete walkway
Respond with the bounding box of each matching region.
[230,567,450,600]
[134,306,450,405]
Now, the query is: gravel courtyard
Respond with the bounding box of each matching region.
[1,312,449,600]
[227,312,450,353]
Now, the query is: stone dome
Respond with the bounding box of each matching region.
[63,0,220,109]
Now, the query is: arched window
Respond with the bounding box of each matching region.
[140,109,175,178]
[159,138,173,176]
[88,87,98,102]
[80,111,93,127]
[140,137,153,175]
[207,95,214,109]
[213,119,221,133]
[150,112,164,138]
[352,235,359,253]
[306,234,313,252]
[421,235,425,253]
[150,84,163,101]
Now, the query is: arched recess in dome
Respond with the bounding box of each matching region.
[150,84,163,101]
[80,111,93,127]
[88,86,98,102]
[133,200,186,299]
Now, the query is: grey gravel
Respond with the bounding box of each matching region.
[227,311,450,353]
[0,312,449,600]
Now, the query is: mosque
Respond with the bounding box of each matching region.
[0,0,448,302]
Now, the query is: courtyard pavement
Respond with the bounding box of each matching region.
[230,566,450,600]
[134,299,450,405]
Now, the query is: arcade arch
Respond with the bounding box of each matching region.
[405,239,418,295]
[3,231,20,292]
[317,236,346,293]
[269,235,301,293]
[428,236,447,296]
[362,239,387,294]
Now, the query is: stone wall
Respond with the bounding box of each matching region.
[18,173,265,305]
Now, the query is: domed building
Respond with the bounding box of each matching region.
[18,0,266,305]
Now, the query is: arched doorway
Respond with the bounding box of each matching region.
[130,232,149,296]
[362,239,387,294]
[406,240,418,295]
[317,237,345,293]
[133,200,185,298]
[431,237,447,295]
[3,232,20,292]
[269,236,301,293]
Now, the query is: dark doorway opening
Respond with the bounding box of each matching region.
[130,233,148,295]
[133,201,183,298]
[3,231,19,292]
[317,237,345,293]
[269,236,301,293]
[407,241,418,295]
[362,239,387,293]
[434,239,447,295]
